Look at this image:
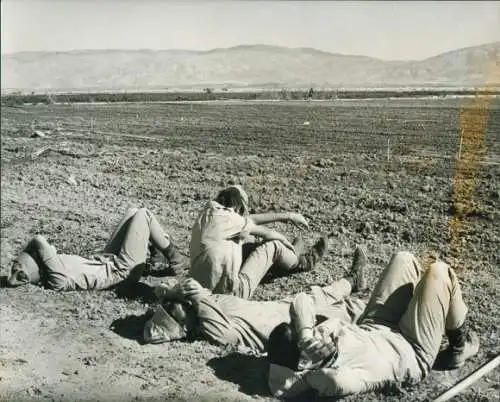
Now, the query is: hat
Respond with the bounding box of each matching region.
[143,303,187,344]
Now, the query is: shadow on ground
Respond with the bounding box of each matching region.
[0,275,9,288]
[207,352,271,397]
[110,311,153,344]
[114,281,157,304]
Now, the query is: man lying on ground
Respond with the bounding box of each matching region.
[6,207,189,291]
[143,246,368,353]
[267,251,480,399]
[190,185,325,299]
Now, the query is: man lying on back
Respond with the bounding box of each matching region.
[266,251,480,399]
[143,246,368,353]
[6,206,188,291]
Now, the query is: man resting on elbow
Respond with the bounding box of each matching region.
[189,185,327,299]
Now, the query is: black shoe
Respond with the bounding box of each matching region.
[296,235,328,272]
[435,331,480,370]
[167,255,190,276]
[164,244,190,276]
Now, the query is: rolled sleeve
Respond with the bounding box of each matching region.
[290,292,316,334]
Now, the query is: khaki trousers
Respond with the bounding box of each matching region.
[21,207,172,290]
[359,251,467,372]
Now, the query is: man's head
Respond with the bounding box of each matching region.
[143,301,195,344]
[7,252,40,287]
[268,322,301,371]
[215,185,249,216]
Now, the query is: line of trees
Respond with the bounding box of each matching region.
[2,88,499,106]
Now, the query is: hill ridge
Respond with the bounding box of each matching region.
[2,42,499,91]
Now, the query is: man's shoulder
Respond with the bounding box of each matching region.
[202,201,240,219]
[202,200,227,213]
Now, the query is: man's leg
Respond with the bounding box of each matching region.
[358,251,425,327]
[103,206,140,254]
[113,208,188,282]
[398,260,473,374]
[311,246,369,323]
[236,237,328,299]
[236,240,299,299]
[107,207,187,277]
[26,235,74,290]
[319,245,368,301]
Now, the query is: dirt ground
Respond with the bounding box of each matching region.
[1,98,499,402]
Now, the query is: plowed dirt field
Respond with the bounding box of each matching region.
[1,98,499,402]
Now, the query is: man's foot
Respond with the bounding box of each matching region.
[292,236,306,256]
[349,245,368,292]
[296,235,328,272]
[167,255,190,276]
[435,331,480,370]
[163,244,190,276]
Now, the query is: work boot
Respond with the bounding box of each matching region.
[163,243,190,276]
[435,328,480,370]
[296,235,328,272]
[349,245,368,292]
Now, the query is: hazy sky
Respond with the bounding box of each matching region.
[1,1,499,60]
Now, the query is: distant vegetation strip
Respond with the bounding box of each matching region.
[2,89,499,106]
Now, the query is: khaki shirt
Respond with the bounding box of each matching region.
[189,201,250,294]
[46,254,121,291]
[195,284,365,353]
[270,297,424,398]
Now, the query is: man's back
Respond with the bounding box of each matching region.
[189,201,249,292]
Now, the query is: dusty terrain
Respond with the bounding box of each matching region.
[1,98,499,402]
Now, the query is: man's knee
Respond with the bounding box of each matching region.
[32,234,46,243]
[391,251,416,264]
[125,205,140,214]
[135,207,149,216]
[31,234,50,250]
[261,240,292,260]
[427,260,451,281]
[127,207,151,224]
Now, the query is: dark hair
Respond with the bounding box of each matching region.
[215,187,247,215]
[267,322,301,371]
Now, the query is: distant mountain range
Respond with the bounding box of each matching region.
[2,42,499,92]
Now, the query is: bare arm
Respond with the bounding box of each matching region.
[250,212,308,227]
[290,292,317,340]
[291,293,338,369]
[154,278,212,303]
[247,221,295,251]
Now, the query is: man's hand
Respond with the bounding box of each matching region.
[288,213,309,228]
[248,224,295,252]
[179,278,207,301]
[298,327,337,363]
[271,233,295,252]
[154,282,180,301]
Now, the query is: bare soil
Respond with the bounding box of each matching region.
[1,99,499,402]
